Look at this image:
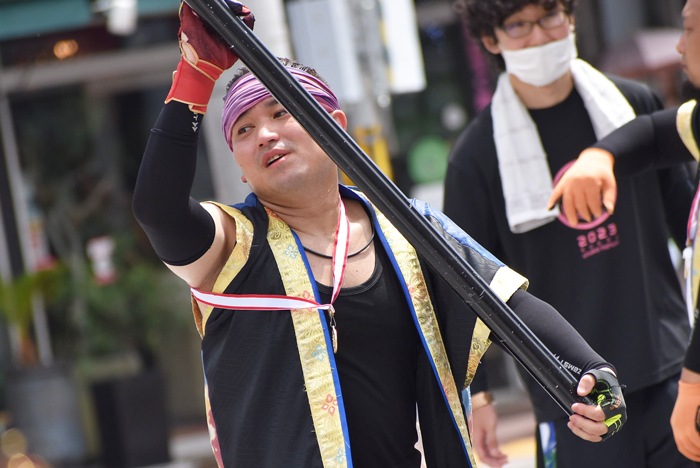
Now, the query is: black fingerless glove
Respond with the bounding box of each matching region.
[584,368,627,442]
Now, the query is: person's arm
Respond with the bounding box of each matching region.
[470,391,507,468]
[657,164,696,248]
[462,289,618,464]
[506,290,622,442]
[414,199,626,442]
[132,1,253,288]
[593,107,692,175]
[671,327,700,462]
[549,104,697,226]
[685,327,700,375]
[132,103,235,288]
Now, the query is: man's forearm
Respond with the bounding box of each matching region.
[594,107,693,176]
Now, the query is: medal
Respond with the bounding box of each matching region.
[329,305,338,354]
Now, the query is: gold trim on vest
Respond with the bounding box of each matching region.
[265,208,349,468]
[465,267,528,388]
[677,99,700,162]
[374,208,477,467]
[677,101,700,313]
[190,202,255,337]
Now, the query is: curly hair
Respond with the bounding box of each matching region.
[457,0,578,71]
[224,57,329,99]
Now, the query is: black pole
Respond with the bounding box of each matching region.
[184,0,592,414]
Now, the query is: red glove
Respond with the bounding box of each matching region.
[165,1,254,114]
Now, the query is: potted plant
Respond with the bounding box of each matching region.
[0,267,88,466]
[0,273,40,367]
[59,234,190,468]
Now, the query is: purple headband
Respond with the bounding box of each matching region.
[221,67,341,151]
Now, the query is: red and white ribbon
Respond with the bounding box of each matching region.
[191,198,349,313]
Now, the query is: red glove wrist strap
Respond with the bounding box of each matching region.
[165,57,223,114]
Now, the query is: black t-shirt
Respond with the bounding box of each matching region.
[317,244,422,468]
[444,77,693,421]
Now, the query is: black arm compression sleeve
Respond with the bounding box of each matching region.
[132,102,216,266]
[467,288,610,394]
[685,326,700,373]
[593,106,693,176]
[658,164,695,248]
[505,288,611,377]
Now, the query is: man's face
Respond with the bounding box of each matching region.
[229,97,345,200]
[678,0,700,88]
[482,1,572,54]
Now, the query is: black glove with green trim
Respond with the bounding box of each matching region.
[583,368,627,441]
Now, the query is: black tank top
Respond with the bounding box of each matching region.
[317,243,422,468]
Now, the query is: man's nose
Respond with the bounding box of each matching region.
[677,34,685,56]
[528,23,554,47]
[257,124,279,147]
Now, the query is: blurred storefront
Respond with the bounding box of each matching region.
[0,1,223,465]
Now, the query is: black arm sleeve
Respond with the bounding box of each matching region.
[686,326,700,373]
[657,164,696,248]
[468,288,610,395]
[593,106,694,176]
[504,288,611,376]
[132,102,216,266]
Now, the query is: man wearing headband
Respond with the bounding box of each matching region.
[443,1,694,467]
[133,2,626,466]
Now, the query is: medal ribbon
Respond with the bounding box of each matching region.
[684,188,700,320]
[687,187,700,243]
[191,199,350,351]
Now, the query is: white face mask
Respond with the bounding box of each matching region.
[500,33,578,86]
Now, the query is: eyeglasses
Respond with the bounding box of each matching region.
[499,10,569,39]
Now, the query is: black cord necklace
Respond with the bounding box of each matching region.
[303,222,375,259]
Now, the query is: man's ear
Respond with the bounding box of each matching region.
[330,109,348,130]
[481,34,501,55]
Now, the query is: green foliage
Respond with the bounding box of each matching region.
[0,274,35,333]
[81,262,190,358]
[9,87,193,367]
[0,267,66,333]
[46,233,191,361]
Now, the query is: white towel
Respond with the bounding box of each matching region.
[491,58,636,233]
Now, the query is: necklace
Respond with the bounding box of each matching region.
[303,222,375,259]
[190,199,351,354]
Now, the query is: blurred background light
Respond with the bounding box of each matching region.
[52,39,79,60]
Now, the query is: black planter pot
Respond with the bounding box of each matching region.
[92,370,170,468]
[5,363,87,465]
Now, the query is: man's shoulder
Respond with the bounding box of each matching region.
[449,105,496,167]
[606,74,663,113]
[462,104,494,137]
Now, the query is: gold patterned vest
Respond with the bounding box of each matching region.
[677,100,700,317]
[192,187,527,468]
